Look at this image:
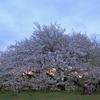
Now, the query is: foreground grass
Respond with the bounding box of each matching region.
[0,90,100,100]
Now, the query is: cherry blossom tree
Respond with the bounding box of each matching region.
[0,23,100,92]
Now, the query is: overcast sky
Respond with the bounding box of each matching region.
[0,0,100,51]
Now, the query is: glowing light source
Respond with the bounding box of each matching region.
[79,75,82,78]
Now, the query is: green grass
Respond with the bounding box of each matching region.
[0,90,100,100]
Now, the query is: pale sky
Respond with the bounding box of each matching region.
[0,0,100,51]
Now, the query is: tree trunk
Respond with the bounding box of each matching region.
[58,85,65,90]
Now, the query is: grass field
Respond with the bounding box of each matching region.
[0,90,100,100]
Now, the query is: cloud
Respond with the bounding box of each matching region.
[0,0,100,51]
